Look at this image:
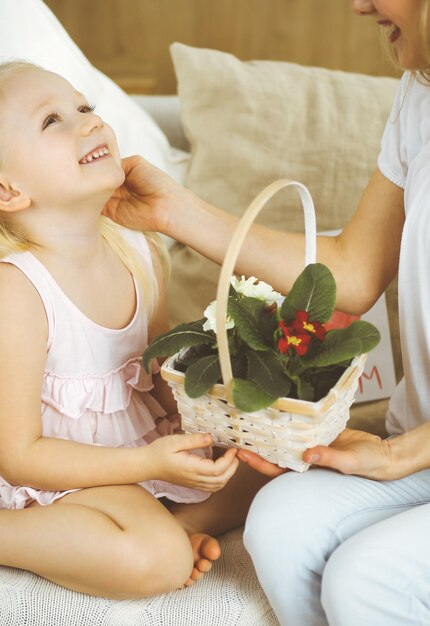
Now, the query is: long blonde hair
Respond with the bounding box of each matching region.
[0,60,169,316]
[380,0,430,83]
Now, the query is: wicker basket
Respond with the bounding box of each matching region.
[161,180,366,472]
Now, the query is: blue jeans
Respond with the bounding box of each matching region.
[243,467,430,625]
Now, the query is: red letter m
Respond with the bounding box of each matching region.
[358,366,382,394]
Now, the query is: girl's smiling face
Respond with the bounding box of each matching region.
[0,68,125,212]
[351,0,427,70]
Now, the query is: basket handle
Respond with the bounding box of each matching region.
[215,179,317,401]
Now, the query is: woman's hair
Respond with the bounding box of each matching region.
[380,0,430,83]
[417,0,430,81]
[0,60,169,316]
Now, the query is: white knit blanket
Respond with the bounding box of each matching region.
[0,528,279,626]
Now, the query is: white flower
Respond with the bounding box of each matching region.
[202,300,235,333]
[230,275,282,305]
[203,276,282,334]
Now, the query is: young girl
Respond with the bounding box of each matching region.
[102,0,430,623]
[0,61,268,599]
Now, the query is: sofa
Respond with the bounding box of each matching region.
[0,1,402,624]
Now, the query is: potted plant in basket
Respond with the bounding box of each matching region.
[142,263,380,413]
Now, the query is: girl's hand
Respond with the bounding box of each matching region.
[236,450,288,477]
[144,433,239,492]
[302,428,396,480]
[102,155,192,235]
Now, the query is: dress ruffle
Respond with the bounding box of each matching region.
[41,390,171,447]
[42,356,157,419]
[0,483,79,510]
[0,356,211,509]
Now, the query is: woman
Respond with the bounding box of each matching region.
[104,0,430,622]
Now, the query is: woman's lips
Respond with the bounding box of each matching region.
[389,27,401,44]
[377,20,401,45]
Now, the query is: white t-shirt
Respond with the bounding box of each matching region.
[378,72,430,434]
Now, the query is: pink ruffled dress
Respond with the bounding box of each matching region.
[0,227,210,509]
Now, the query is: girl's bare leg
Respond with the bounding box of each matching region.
[0,484,196,599]
[169,459,270,585]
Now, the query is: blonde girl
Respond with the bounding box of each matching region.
[102,0,430,623]
[0,61,267,599]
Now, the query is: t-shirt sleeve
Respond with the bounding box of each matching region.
[377,72,410,189]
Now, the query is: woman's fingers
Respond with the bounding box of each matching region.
[237,449,287,477]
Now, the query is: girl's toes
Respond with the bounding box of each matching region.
[196,558,213,573]
[191,566,204,581]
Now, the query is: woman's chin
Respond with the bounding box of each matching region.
[394,42,428,71]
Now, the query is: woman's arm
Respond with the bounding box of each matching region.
[238,423,430,482]
[103,158,405,315]
[300,423,430,481]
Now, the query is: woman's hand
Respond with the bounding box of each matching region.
[236,449,288,477]
[237,428,400,481]
[143,433,239,492]
[302,428,397,480]
[102,155,193,234]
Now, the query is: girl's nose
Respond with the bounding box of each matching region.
[350,0,376,15]
[80,112,104,135]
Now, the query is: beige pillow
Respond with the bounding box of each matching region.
[168,43,400,432]
[170,43,398,228]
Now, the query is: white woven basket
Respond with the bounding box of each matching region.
[161,180,366,472]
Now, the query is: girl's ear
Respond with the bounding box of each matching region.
[0,179,31,212]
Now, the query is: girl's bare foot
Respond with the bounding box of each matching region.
[182,533,221,587]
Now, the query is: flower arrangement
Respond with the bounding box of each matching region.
[143,263,380,413]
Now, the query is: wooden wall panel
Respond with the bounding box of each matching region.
[44,0,399,94]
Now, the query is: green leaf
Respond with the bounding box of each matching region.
[231,354,248,379]
[174,344,216,372]
[302,336,362,368]
[260,306,278,345]
[232,378,278,412]
[342,320,381,352]
[227,296,270,351]
[302,320,380,369]
[295,377,315,401]
[184,355,221,398]
[142,319,214,372]
[245,349,291,398]
[280,263,336,323]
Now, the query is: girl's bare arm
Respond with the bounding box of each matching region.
[0,264,234,492]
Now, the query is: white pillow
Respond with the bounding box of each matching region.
[0,0,189,184]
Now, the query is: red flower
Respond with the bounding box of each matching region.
[292,310,326,342]
[277,329,311,356]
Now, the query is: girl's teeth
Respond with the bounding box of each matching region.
[80,147,110,164]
